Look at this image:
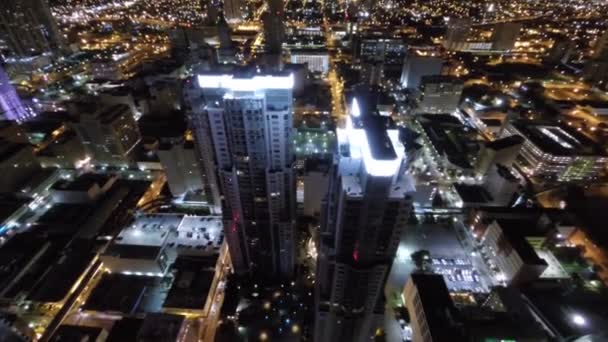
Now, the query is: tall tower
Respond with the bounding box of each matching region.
[222,0,243,22]
[262,0,285,55]
[189,70,296,276]
[0,0,66,57]
[0,65,36,122]
[315,94,414,342]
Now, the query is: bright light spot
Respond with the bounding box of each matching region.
[572,314,586,326]
[259,331,269,341]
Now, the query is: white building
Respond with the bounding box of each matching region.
[315,96,414,342]
[290,48,329,74]
[188,71,296,276]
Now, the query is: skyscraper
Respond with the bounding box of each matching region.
[491,22,522,51]
[0,65,36,122]
[315,94,414,342]
[400,53,443,89]
[0,0,65,57]
[189,70,296,276]
[72,104,141,167]
[262,0,285,58]
[443,18,471,51]
[222,0,243,22]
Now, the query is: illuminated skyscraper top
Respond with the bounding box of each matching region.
[0,65,35,123]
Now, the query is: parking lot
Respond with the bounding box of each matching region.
[431,257,487,293]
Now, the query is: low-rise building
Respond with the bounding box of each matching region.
[480,219,548,286]
[503,120,608,181]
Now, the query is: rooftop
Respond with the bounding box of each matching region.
[163,255,218,310]
[511,120,606,156]
[494,219,548,266]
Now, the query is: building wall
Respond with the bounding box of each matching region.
[400,55,443,89]
[290,53,329,74]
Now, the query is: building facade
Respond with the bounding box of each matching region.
[0,0,65,57]
[289,48,329,74]
[417,75,463,114]
[315,96,413,342]
[157,139,206,197]
[188,71,296,276]
[400,54,443,89]
[503,121,608,181]
[72,104,141,167]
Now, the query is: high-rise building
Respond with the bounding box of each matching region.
[262,10,285,56]
[403,274,464,342]
[400,53,443,89]
[443,18,471,51]
[189,71,296,276]
[417,75,464,114]
[72,104,141,167]
[222,0,243,22]
[584,30,608,88]
[0,0,65,57]
[593,29,608,61]
[546,36,575,65]
[491,22,521,51]
[315,95,414,342]
[0,66,36,123]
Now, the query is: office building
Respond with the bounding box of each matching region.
[216,14,238,64]
[0,0,65,57]
[189,71,296,276]
[290,48,329,74]
[361,61,384,86]
[417,75,463,114]
[480,219,548,285]
[0,66,36,123]
[583,30,608,88]
[400,53,443,89]
[593,29,608,61]
[157,138,206,197]
[315,95,414,342]
[355,37,407,64]
[72,104,141,167]
[546,37,575,64]
[223,0,243,22]
[443,18,471,51]
[503,120,608,181]
[403,274,464,342]
[491,22,521,51]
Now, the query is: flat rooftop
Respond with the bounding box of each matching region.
[163,255,218,310]
[511,120,606,156]
[84,273,168,314]
[495,219,548,266]
[113,214,224,253]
